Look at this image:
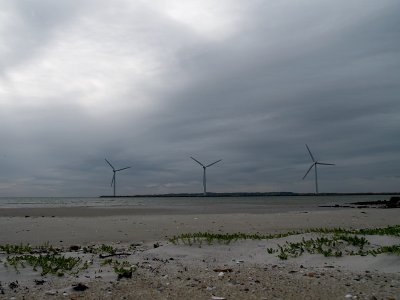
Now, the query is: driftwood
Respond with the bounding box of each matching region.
[99,252,131,258]
[213,268,233,273]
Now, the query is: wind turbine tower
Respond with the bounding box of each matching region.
[302,145,334,194]
[105,158,131,197]
[191,157,221,195]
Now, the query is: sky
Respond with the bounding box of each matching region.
[0,0,399,197]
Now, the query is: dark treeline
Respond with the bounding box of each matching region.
[100,192,400,198]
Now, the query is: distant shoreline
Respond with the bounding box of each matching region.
[100,192,400,198]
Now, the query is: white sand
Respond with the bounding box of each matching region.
[0,207,399,299]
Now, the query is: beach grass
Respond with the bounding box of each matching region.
[168,225,400,244]
[0,242,134,278]
[5,253,81,276]
[1,225,399,278]
[168,225,400,260]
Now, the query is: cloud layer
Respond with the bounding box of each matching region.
[1,0,399,196]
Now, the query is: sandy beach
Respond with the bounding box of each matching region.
[0,206,399,299]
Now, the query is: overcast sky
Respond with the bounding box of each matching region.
[1,0,399,197]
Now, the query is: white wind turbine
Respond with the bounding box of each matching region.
[191,156,222,195]
[302,144,334,194]
[105,158,131,197]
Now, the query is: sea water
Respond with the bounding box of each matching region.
[0,195,392,213]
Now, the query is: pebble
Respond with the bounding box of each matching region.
[218,272,224,278]
[45,291,57,295]
[235,259,244,264]
[73,283,89,291]
[211,296,226,300]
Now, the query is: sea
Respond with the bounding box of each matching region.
[0,195,393,214]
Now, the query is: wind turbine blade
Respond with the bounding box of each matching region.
[305,144,315,162]
[302,163,315,179]
[105,158,115,170]
[317,162,335,166]
[206,159,222,168]
[111,175,115,186]
[116,166,131,172]
[191,156,205,167]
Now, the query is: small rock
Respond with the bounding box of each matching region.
[345,294,353,299]
[73,283,89,291]
[213,268,233,273]
[69,245,80,251]
[153,242,160,248]
[9,281,19,290]
[218,272,224,278]
[235,259,244,264]
[62,292,68,296]
[211,296,226,300]
[45,291,57,295]
[34,279,46,285]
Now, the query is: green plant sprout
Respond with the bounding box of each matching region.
[168,225,400,260]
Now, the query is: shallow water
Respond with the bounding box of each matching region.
[0,195,393,213]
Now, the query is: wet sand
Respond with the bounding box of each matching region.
[0,208,399,245]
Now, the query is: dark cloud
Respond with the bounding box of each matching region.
[0,1,399,196]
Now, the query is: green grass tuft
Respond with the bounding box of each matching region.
[167,225,400,261]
